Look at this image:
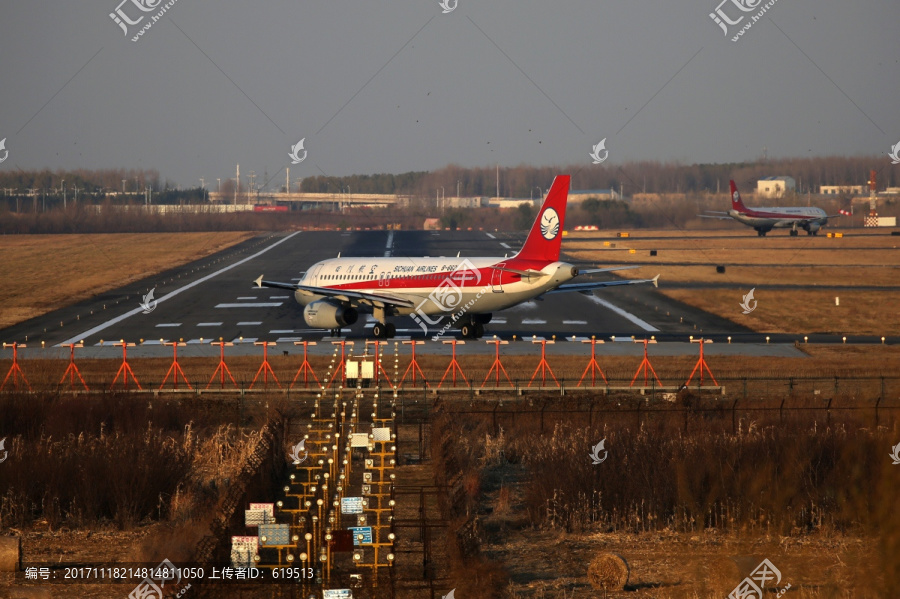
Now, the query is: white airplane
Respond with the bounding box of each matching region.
[702,180,843,237]
[255,175,659,339]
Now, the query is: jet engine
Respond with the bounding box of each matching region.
[303,300,358,329]
[806,222,821,234]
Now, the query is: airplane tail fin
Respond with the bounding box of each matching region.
[729,180,748,212]
[515,175,570,262]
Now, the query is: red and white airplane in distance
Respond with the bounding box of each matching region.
[703,180,844,237]
[255,175,659,339]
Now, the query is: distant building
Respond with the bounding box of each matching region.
[756,176,796,199]
[568,189,621,202]
[443,196,489,209]
[820,185,865,195]
[488,198,539,209]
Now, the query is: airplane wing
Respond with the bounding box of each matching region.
[254,276,416,309]
[546,274,659,294]
[699,214,733,220]
[575,265,642,275]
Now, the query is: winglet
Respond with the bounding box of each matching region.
[254,275,263,288]
[652,274,660,288]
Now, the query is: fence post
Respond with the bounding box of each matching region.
[732,398,738,433]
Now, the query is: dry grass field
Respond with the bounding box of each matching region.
[0,232,254,329]
[566,229,900,335]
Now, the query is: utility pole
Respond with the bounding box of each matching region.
[235,164,239,205]
[496,164,499,199]
[286,167,290,194]
[62,180,66,209]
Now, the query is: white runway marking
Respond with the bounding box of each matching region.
[486,233,496,239]
[563,320,588,325]
[155,323,182,328]
[491,318,507,324]
[237,296,257,300]
[290,277,303,281]
[270,329,297,334]
[237,321,263,326]
[270,295,290,299]
[276,337,304,342]
[186,338,205,344]
[197,322,222,327]
[215,302,283,308]
[58,232,301,346]
[500,242,511,249]
[384,231,394,257]
[142,339,167,345]
[231,337,258,343]
[585,295,659,332]
[522,318,547,325]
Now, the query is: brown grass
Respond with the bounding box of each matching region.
[565,228,900,336]
[0,232,254,329]
[431,400,900,597]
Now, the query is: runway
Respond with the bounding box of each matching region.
[0,230,893,358]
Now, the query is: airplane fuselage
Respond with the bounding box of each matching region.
[294,256,576,318]
[728,205,828,230]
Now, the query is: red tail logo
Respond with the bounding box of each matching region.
[516,175,570,263]
[729,180,748,212]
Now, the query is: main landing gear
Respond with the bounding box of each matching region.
[755,228,769,237]
[459,322,485,339]
[372,322,396,339]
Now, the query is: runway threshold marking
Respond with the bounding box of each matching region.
[500,242,511,249]
[486,233,496,239]
[56,232,301,346]
[584,295,659,332]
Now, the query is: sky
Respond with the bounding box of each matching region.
[1,0,898,189]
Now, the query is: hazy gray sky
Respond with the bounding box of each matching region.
[1,0,898,188]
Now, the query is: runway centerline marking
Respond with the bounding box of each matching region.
[197,322,222,327]
[563,320,588,325]
[216,302,283,308]
[237,296,257,300]
[522,318,547,325]
[155,323,182,328]
[57,232,300,346]
[584,295,659,332]
[237,321,263,326]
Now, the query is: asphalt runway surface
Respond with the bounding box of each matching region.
[1,230,893,358]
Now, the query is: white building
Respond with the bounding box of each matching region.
[756,176,796,199]
[820,185,865,195]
